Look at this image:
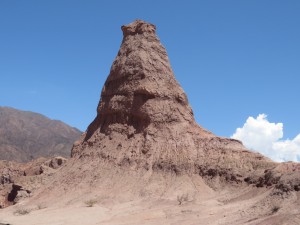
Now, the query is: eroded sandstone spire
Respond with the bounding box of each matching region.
[71,20,271,177]
[84,19,205,137]
[72,20,214,161]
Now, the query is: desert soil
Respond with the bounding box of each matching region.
[1,185,300,225]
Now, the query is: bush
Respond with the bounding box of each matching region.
[84,199,98,207]
[14,208,31,215]
[271,206,280,214]
[177,193,189,205]
[36,204,47,210]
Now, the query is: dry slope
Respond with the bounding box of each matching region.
[0,107,82,162]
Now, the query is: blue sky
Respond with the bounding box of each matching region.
[0,1,299,145]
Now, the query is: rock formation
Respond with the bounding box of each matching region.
[0,157,67,208]
[71,20,276,183]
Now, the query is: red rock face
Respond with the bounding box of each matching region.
[81,19,208,140]
[71,20,215,167]
[0,157,67,208]
[69,20,299,196]
[71,20,269,178]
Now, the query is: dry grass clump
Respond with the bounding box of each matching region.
[14,208,31,215]
[36,203,47,210]
[177,193,189,205]
[271,205,280,214]
[84,199,98,207]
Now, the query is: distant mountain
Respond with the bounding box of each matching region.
[0,107,82,162]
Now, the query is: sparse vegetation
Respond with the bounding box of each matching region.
[36,203,47,210]
[84,199,98,207]
[181,209,192,214]
[14,208,31,215]
[271,206,280,214]
[177,193,189,205]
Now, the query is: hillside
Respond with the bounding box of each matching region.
[0,107,82,162]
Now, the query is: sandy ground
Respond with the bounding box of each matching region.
[1,187,299,225]
[1,162,300,225]
[0,197,243,225]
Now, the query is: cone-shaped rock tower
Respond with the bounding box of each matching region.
[71,20,273,177]
[14,22,300,222]
[84,19,212,139]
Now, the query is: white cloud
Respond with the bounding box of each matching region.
[231,114,300,162]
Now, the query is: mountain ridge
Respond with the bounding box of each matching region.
[0,106,82,162]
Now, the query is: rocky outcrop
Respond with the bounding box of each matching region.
[0,157,67,208]
[71,20,277,185]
